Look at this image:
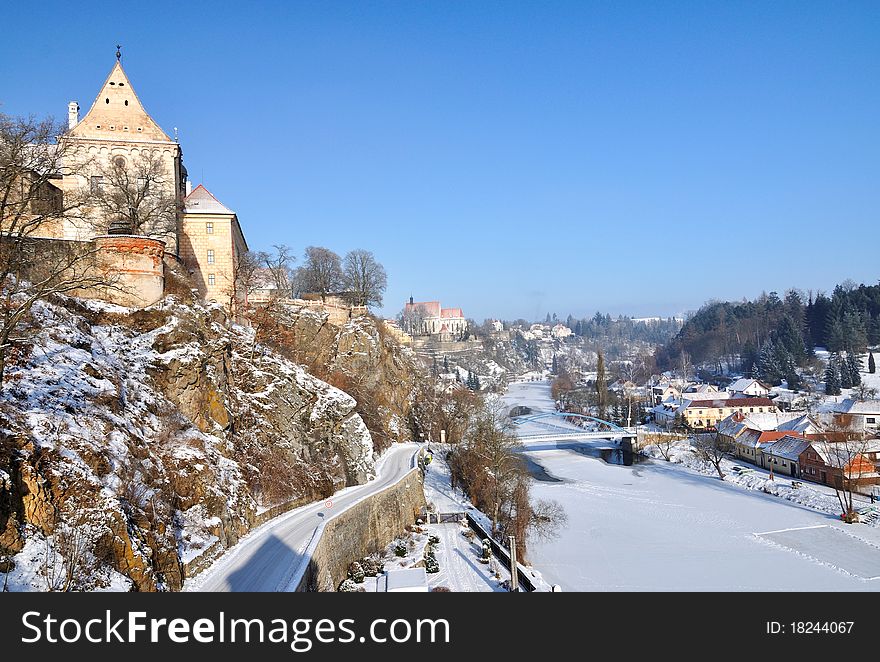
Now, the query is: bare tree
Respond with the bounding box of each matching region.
[342,249,387,308]
[815,419,875,522]
[0,114,116,388]
[692,432,735,479]
[230,249,264,310]
[853,384,878,402]
[528,499,568,541]
[92,149,180,238]
[399,303,429,336]
[294,246,343,301]
[642,431,686,462]
[258,244,296,296]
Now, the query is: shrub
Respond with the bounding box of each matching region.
[424,550,440,574]
[394,541,407,557]
[348,561,365,583]
[428,534,440,545]
[360,556,382,577]
[338,579,358,592]
[431,586,451,593]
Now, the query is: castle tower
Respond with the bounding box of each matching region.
[58,53,187,253]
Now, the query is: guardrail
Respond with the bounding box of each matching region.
[464,514,537,592]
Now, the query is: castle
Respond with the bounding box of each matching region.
[26,52,248,310]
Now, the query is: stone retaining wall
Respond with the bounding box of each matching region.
[296,467,426,591]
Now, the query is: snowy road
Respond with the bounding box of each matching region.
[186,444,419,592]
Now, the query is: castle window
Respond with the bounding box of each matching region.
[206,222,214,234]
[90,176,104,194]
[109,82,115,86]
[96,125,101,129]
[137,127,143,132]
[105,98,110,104]
[119,83,125,87]
[207,249,215,264]
[124,100,129,106]
[208,274,216,286]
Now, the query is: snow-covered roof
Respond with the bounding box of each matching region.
[834,399,880,415]
[763,435,810,461]
[383,568,429,592]
[728,378,769,393]
[183,184,235,215]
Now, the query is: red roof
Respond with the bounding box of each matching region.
[405,301,441,317]
[441,308,463,318]
[686,397,775,409]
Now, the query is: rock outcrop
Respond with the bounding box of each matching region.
[0,294,389,591]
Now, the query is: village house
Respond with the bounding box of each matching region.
[728,378,772,398]
[551,324,573,339]
[833,399,880,433]
[760,435,810,477]
[651,384,681,406]
[799,441,880,489]
[675,396,778,430]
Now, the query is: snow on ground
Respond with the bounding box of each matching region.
[359,521,509,592]
[502,380,880,592]
[641,442,880,523]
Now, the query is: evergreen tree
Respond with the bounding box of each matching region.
[431,356,439,377]
[755,339,785,386]
[839,358,853,389]
[869,352,876,374]
[551,354,558,375]
[845,352,861,387]
[443,355,449,373]
[869,315,880,346]
[825,356,841,395]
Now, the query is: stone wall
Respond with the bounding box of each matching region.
[296,467,426,592]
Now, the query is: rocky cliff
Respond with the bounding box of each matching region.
[0,294,398,591]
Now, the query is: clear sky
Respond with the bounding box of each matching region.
[2,1,878,321]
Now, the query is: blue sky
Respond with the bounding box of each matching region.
[2,1,878,321]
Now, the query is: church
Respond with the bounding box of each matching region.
[31,50,248,310]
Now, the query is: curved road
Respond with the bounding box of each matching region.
[186,443,419,592]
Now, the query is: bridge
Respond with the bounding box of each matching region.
[511,411,637,444]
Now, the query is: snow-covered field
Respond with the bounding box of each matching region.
[502,380,880,591]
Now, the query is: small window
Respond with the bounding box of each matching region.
[90,175,104,194]
[119,83,125,87]
[137,127,143,132]
[206,222,214,234]
[96,124,101,129]
[208,274,216,286]
[124,100,129,106]
[123,126,129,131]
[105,98,110,104]
[109,82,116,86]
[207,249,215,264]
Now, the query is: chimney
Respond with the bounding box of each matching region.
[68,101,79,130]
[185,180,192,196]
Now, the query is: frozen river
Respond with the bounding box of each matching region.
[502,379,880,591]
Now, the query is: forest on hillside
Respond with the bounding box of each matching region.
[655,281,880,382]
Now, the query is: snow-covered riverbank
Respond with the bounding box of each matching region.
[502,380,880,591]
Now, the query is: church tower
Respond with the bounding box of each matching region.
[59,51,187,253]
